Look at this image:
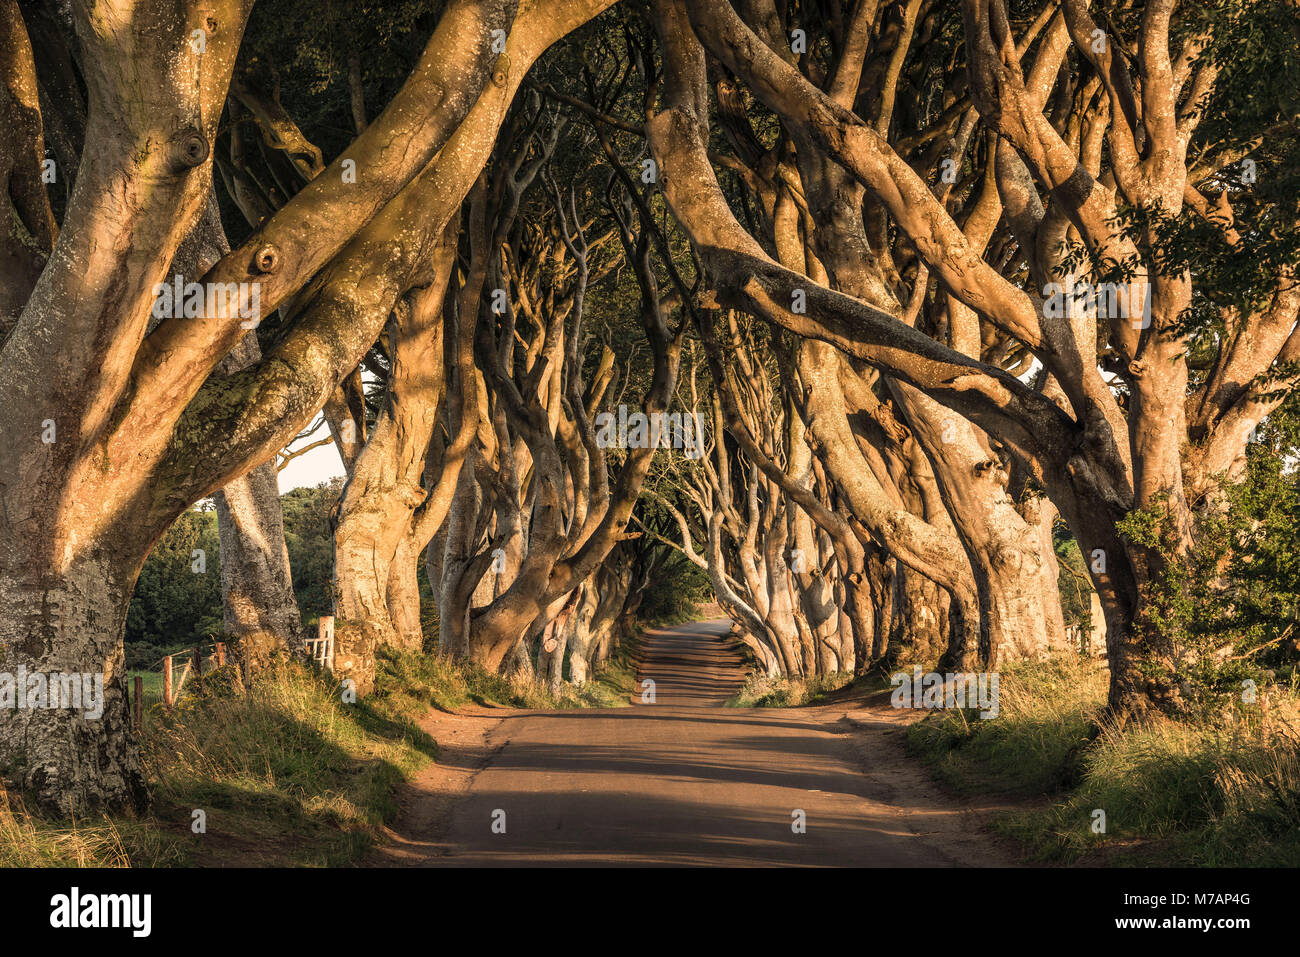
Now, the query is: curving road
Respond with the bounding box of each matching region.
[377,619,1008,867]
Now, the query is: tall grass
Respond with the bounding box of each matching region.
[376,642,639,715]
[1,661,428,867]
[727,670,855,708]
[143,661,436,866]
[0,788,181,867]
[905,657,1107,794]
[2,640,640,867]
[906,656,1300,865]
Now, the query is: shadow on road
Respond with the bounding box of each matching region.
[367,618,1013,867]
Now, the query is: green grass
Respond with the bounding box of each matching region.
[375,638,640,714]
[904,656,1300,866]
[2,638,640,867]
[905,657,1106,795]
[0,790,182,867]
[580,634,642,705]
[726,670,856,708]
[2,660,433,867]
[128,670,164,712]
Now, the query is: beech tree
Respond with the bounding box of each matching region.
[0,0,619,814]
[641,0,1299,719]
[430,91,689,675]
[3,0,1295,819]
[561,4,1061,675]
[650,335,862,676]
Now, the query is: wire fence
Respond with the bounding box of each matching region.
[128,617,336,729]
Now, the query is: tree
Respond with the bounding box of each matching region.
[644,0,1300,719]
[124,505,223,663]
[0,0,616,814]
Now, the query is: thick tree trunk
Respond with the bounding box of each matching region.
[566,582,601,687]
[894,383,1053,667]
[887,562,948,669]
[0,0,623,815]
[438,452,494,656]
[334,232,459,677]
[0,545,148,814]
[567,558,632,686]
[208,262,305,679]
[783,447,843,673]
[867,547,892,663]
[214,464,305,678]
[1021,493,1070,655]
[796,341,984,661]
[757,523,806,676]
[386,535,424,651]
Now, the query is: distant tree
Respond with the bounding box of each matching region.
[124,507,223,666]
[281,479,345,625]
[637,554,711,625]
[124,481,345,670]
[645,0,1300,720]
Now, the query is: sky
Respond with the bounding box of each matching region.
[276,417,346,493]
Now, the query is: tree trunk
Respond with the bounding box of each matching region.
[887,562,948,669]
[0,544,148,814]
[568,560,631,686]
[214,463,304,678]
[1021,493,1070,655]
[891,382,1052,668]
[386,535,424,651]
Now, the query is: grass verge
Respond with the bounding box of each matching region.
[904,656,1300,866]
[375,640,639,714]
[726,670,856,707]
[1,639,639,867]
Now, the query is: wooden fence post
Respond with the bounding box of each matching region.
[319,616,335,671]
[215,641,226,667]
[133,676,143,730]
[163,656,173,709]
[193,644,203,678]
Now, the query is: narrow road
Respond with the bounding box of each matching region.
[375,619,1010,867]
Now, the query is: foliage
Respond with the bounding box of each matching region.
[727,670,855,708]
[125,480,344,668]
[906,656,1109,795]
[907,655,1300,865]
[376,646,637,714]
[1116,441,1300,713]
[1053,529,1096,651]
[280,478,345,623]
[124,505,223,669]
[233,0,439,182]
[636,552,711,625]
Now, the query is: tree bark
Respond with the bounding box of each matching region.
[0,544,148,814]
[213,332,305,678]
